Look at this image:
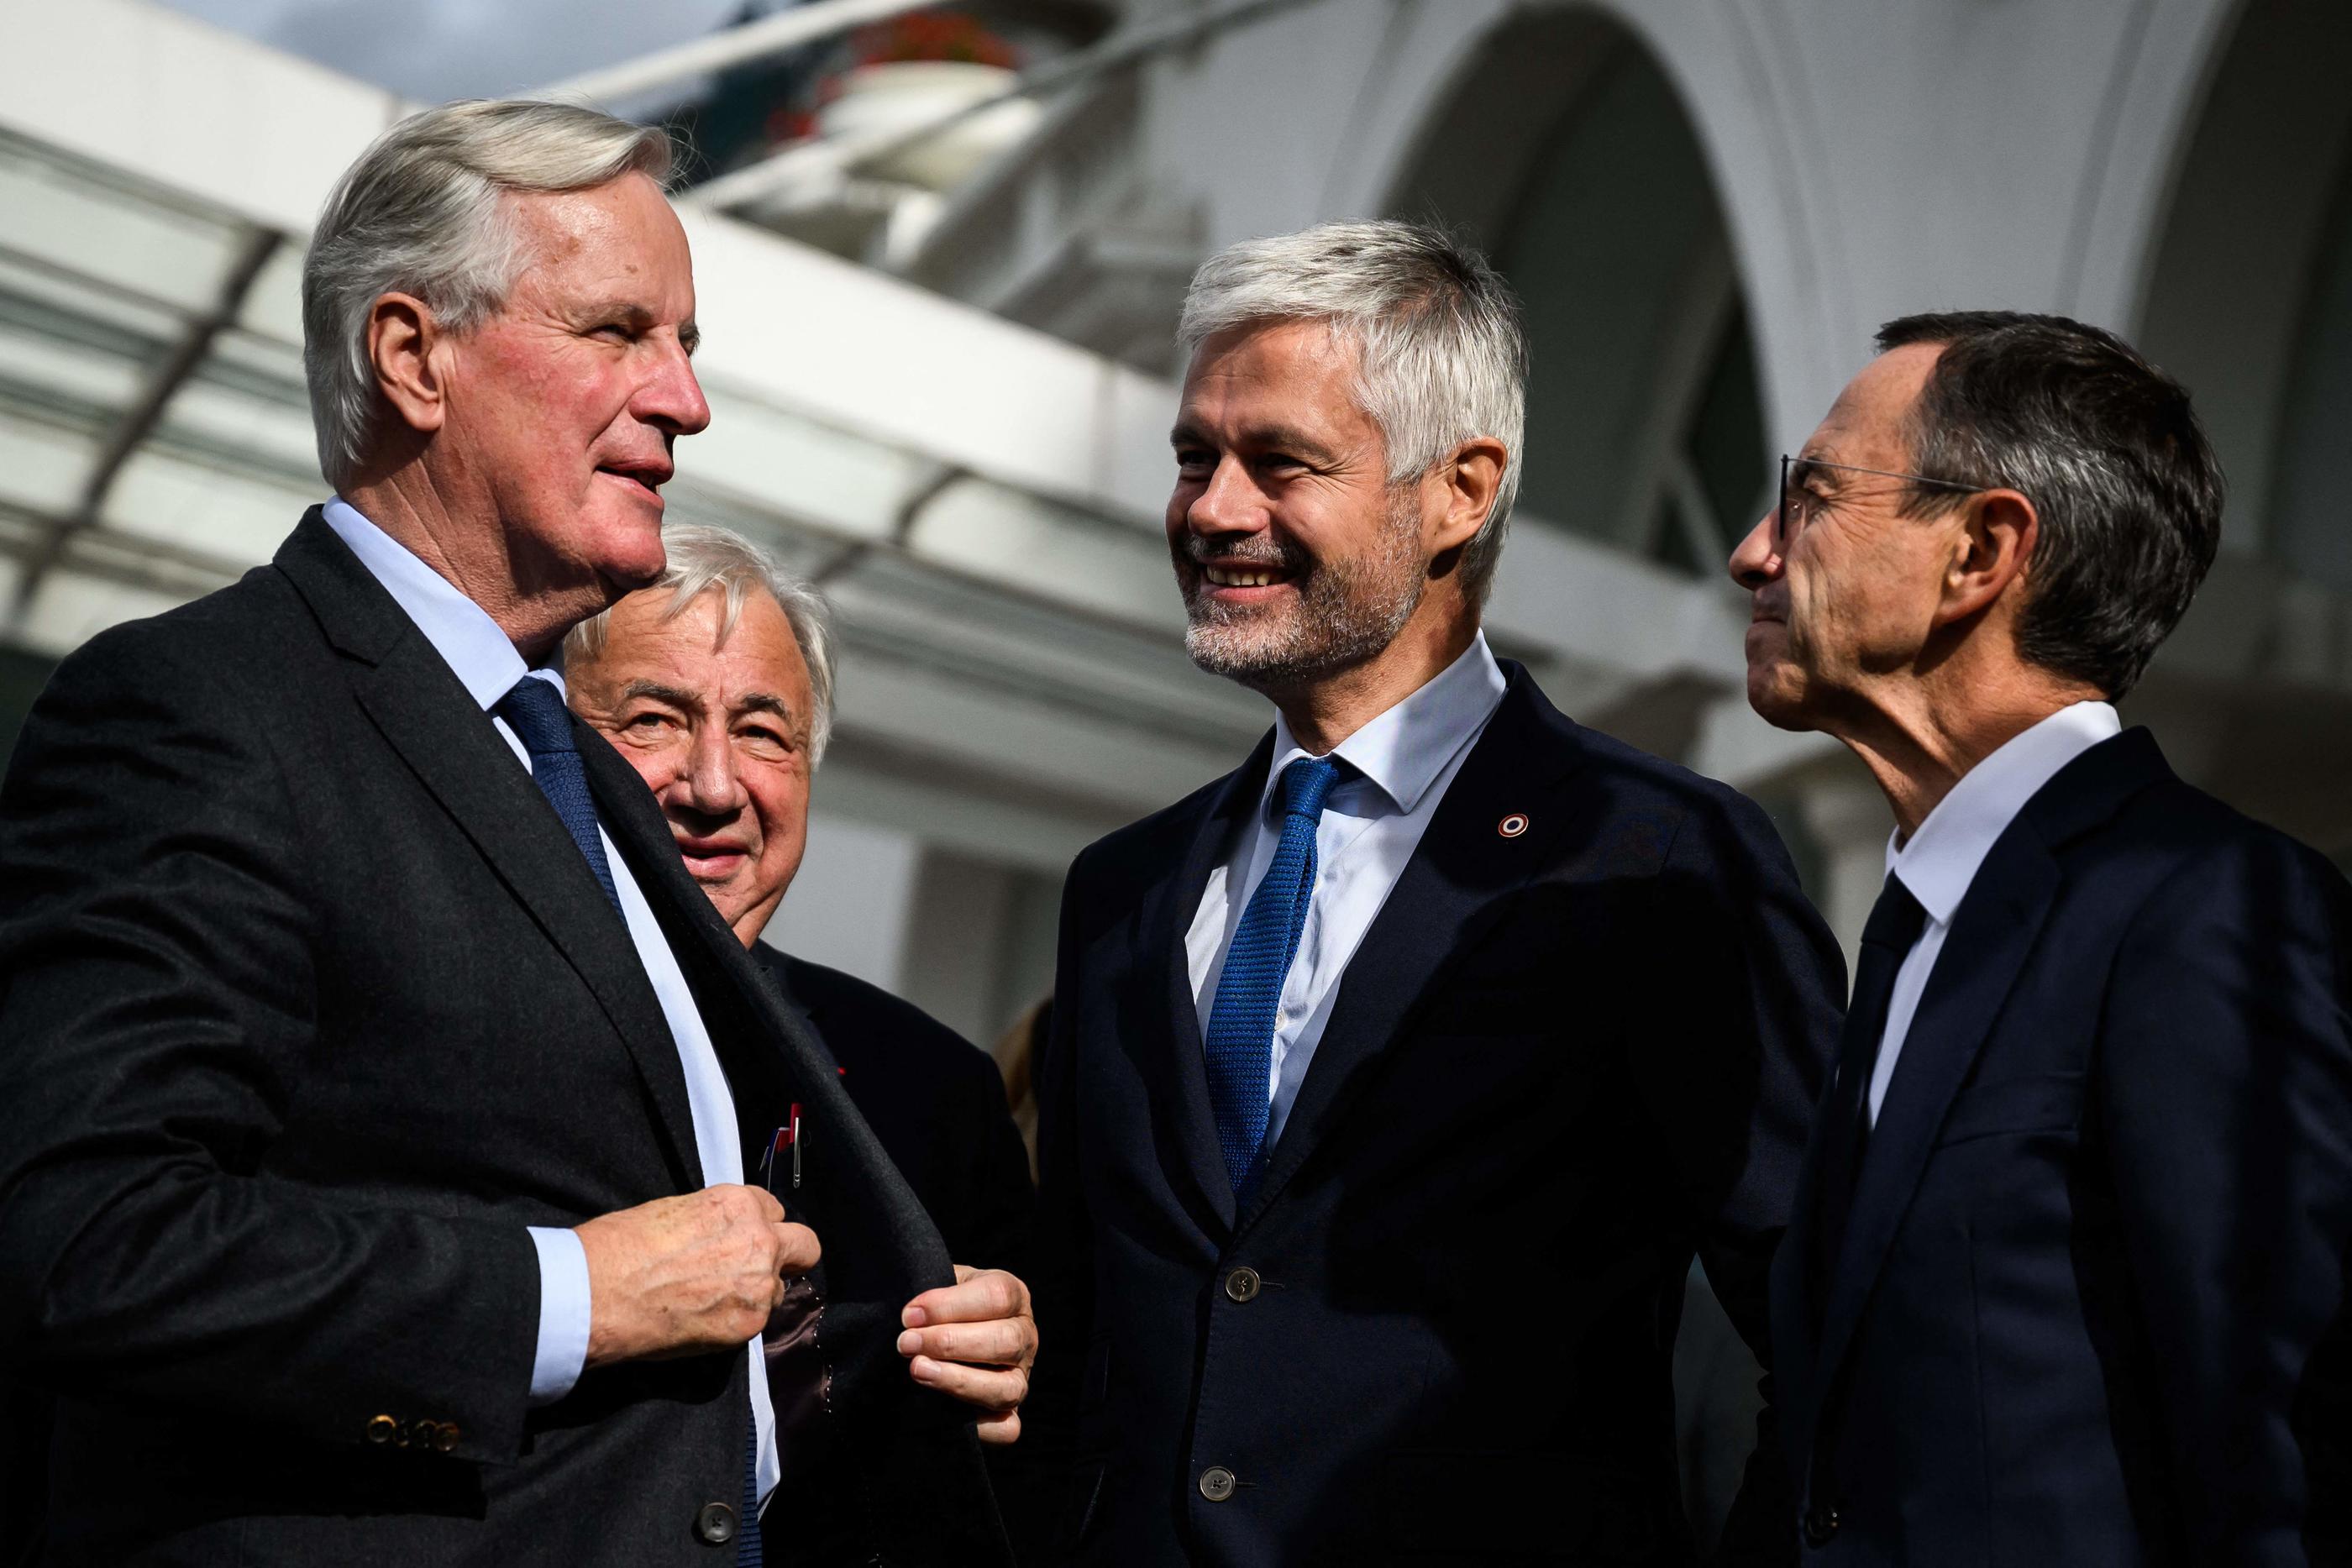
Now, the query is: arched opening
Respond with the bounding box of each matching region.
[1387,8,1764,576]
[2138,0,2352,591]
[2130,0,2352,861]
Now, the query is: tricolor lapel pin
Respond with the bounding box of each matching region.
[1498,812,1530,838]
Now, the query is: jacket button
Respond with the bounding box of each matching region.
[1803,1504,1840,1546]
[1223,1266,1262,1303]
[1198,1466,1236,1502]
[431,1422,460,1454]
[365,1414,397,1445]
[695,1502,738,1544]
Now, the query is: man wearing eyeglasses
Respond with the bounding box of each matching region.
[1730,311,2352,1564]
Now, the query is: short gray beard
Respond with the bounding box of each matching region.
[1177,495,1426,693]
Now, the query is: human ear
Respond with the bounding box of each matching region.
[1935,490,2037,627]
[1431,436,1509,556]
[366,292,448,438]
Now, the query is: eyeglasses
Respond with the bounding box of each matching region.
[1774,454,1997,549]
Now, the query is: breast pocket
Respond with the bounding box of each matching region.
[1934,1070,2084,1148]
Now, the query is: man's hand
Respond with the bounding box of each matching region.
[899,1265,1037,1444]
[576,1185,821,1368]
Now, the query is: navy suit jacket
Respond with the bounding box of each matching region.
[753,946,1033,1272]
[1772,728,2352,1565]
[1018,664,1845,1565]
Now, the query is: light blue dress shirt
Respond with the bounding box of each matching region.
[321,499,780,1508]
[1184,632,1507,1146]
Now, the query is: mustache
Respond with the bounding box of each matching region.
[1175,533,1310,572]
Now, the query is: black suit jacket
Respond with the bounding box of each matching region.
[1018,664,1845,1565]
[754,947,1033,1271]
[1770,729,2352,1566]
[0,511,1010,1566]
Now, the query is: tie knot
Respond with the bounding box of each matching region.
[495,675,577,758]
[1862,873,1928,952]
[1276,755,1341,822]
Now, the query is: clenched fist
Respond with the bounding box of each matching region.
[575,1184,821,1367]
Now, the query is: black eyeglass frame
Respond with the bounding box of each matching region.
[1774,453,2003,549]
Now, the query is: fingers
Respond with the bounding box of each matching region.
[902,1266,1032,1329]
[769,1220,821,1276]
[907,1354,1029,1414]
[724,1183,786,1225]
[974,1408,1022,1446]
[897,1317,1035,1370]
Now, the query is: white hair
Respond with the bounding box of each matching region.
[1177,219,1528,604]
[565,524,838,763]
[302,99,674,488]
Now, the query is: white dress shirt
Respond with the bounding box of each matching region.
[322,499,780,1508]
[1185,632,1507,1147]
[1866,699,2123,1125]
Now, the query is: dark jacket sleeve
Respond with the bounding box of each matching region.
[996,852,1096,1559]
[0,624,541,1461]
[951,1044,1037,1276]
[1635,786,1845,1565]
[2098,831,2352,1565]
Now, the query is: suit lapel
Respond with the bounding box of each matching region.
[1238,669,1581,1234]
[1144,737,1273,1233]
[581,730,951,1281]
[273,512,702,1186]
[1807,728,2174,1402]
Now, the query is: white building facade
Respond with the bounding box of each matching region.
[3,0,2349,1041]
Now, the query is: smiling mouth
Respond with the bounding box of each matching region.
[1200,564,1291,588]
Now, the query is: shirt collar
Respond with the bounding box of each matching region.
[1261,631,1507,818]
[322,496,556,708]
[1886,700,2122,926]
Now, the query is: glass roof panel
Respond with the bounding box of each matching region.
[101,447,315,566]
[0,253,186,349]
[16,568,187,659]
[0,134,247,317]
[163,376,324,482]
[0,317,146,421]
[685,382,923,542]
[205,325,308,390]
[0,407,101,517]
[906,475,1182,632]
[235,243,308,347]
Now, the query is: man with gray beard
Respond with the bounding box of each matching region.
[1013,221,1845,1566]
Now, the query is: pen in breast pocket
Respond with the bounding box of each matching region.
[760,1104,802,1193]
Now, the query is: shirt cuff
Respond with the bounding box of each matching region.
[526,1225,592,1405]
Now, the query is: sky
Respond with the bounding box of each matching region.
[154,0,749,102]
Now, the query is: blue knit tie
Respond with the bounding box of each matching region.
[1205,755,1341,1199]
[494,675,622,918]
[496,674,764,1564]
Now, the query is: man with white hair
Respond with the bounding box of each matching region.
[1017,221,1844,1564]
[0,102,1013,1565]
[560,527,1037,1466]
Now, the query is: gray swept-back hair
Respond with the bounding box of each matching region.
[302,99,674,488]
[565,525,838,764]
[1177,219,1528,604]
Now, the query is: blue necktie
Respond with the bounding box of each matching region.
[1205,755,1341,1199]
[494,675,765,1565]
[494,675,622,918]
